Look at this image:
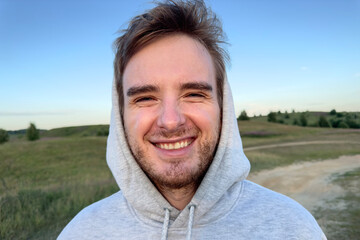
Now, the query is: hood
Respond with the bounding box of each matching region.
[106,77,250,228]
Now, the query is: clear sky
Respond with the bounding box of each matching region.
[1,0,359,130]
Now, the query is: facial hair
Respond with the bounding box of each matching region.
[126,126,219,190]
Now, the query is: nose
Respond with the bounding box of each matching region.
[157,98,185,130]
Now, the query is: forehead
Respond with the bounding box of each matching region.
[123,34,216,90]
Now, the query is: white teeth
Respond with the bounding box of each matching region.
[157,140,191,150]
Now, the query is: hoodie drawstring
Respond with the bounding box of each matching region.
[186,205,195,240]
[161,205,195,240]
[161,208,170,240]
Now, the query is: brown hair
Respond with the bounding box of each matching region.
[113,0,229,114]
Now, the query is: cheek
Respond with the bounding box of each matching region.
[124,109,157,140]
[185,104,220,134]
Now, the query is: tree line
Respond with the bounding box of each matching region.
[0,123,40,144]
[238,109,360,129]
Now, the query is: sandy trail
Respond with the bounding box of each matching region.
[248,154,360,211]
[244,140,359,151]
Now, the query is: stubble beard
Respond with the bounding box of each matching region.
[126,126,220,191]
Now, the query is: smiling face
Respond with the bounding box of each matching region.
[122,34,221,190]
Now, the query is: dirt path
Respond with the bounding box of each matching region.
[244,140,359,151]
[248,154,360,211]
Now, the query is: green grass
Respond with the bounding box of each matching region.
[0,137,118,239]
[238,120,360,147]
[314,168,360,239]
[1,122,360,239]
[246,143,360,172]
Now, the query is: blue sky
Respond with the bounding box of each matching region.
[1,0,359,130]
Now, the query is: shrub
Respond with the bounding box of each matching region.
[336,112,344,118]
[318,116,331,128]
[300,113,308,127]
[284,111,290,119]
[338,121,349,128]
[238,110,250,121]
[330,109,337,115]
[267,112,277,123]
[345,119,360,129]
[292,118,299,126]
[0,129,9,144]
[330,119,341,128]
[26,123,40,141]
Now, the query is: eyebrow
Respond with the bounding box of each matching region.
[127,84,160,97]
[180,82,213,92]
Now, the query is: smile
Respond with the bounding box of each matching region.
[155,139,193,150]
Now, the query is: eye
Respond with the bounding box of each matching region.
[185,92,206,98]
[134,96,155,103]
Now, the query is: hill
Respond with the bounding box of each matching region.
[42,125,109,138]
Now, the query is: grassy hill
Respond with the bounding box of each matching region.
[42,125,110,138]
[1,122,360,239]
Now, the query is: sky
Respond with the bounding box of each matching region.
[1,0,359,130]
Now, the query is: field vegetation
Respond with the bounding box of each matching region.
[314,168,360,239]
[1,122,360,239]
[243,110,360,129]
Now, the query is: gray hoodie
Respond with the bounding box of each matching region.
[58,79,326,239]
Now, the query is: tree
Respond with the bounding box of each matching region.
[300,113,308,127]
[0,129,9,144]
[293,118,299,126]
[318,116,331,128]
[284,111,290,119]
[238,110,250,121]
[26,123,40,141]
[330,109,336,115]
[267,112,277,123]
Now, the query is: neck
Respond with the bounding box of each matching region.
[157,183,197,210]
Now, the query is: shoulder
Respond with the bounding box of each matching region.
[232,180,326,239]
[57,191,134,239]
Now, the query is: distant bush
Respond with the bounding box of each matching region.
[0,129,9,144]
[338,121,349,128]
[330,109,337,115]
[330,119,342,128]
[300,113,308,127]
[267,112,277,123]
[292,118,299,126]
[238,110,250,121]
[345,119,360,129]
[26,123,40,141]
[336,112,344,118]
[318,116,331,128]
[345,114,360,128]
[97,129,109,136]
[284,111,290,119]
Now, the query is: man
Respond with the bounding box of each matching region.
[59,1,326,239]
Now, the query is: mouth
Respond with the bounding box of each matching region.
[153,138,195,150]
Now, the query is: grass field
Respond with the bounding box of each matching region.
[1,122,360,239]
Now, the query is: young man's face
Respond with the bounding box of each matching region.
[123,34,221,190]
